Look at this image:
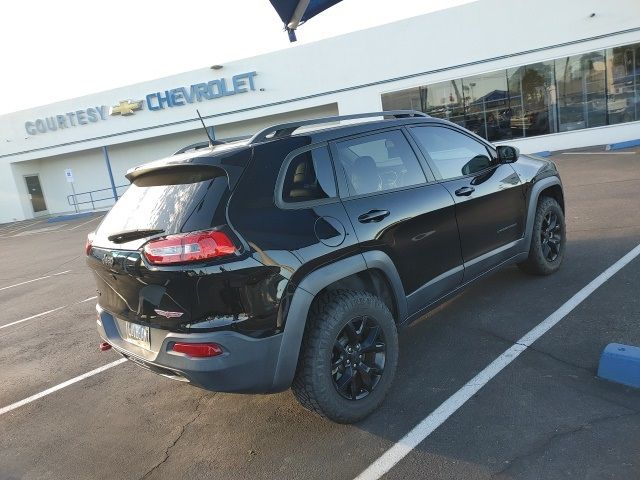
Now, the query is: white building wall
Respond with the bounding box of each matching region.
[2,103,341,220]
[0,164,27,222]
[0,0,639,222]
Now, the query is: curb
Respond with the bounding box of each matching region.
[605,139,640,151]
[46,212,95,223]
[598,343,640,388]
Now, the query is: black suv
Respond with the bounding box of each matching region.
[86,111,565,423]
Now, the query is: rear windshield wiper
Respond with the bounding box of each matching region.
[107,229,164,244]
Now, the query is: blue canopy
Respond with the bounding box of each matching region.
[269,0,343,41]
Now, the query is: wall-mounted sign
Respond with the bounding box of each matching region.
[146,71,257,111]
[25,106,108,135]
[22,71,259,134]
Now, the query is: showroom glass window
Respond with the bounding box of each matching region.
[382,80,466,126]
[555,51,607,131]
[381,41,640,143]
[606,43,640,124]
[507,61,557,138]
[459,70,509,142]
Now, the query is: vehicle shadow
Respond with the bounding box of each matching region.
[137,231,640,480]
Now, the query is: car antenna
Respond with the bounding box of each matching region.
[196,109,215,147]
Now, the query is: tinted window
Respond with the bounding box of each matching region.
[411,126,494,179]
[281,146,336,203]
[96,171,229,240]
[336,130,426,196]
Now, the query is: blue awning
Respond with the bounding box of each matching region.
[269,0,343,41]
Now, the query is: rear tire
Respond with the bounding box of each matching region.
[518,196,566,275]
[292,290,398,424]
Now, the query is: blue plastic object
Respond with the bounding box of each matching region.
[269,0,343,41]
[532,151,551,157]
[597,343,640,388]
[606,138,640,150]
[269,0,342,25]
[46,212,94,223]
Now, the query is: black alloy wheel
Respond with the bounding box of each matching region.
[292,290,398,423]
[541,211,562,262]
[518,196,566,276]
[331,315,386,401]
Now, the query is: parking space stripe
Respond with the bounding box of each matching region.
[0,219,46,237]
[0,296,97,330]
[0,359,127,417]
[0,306,67,330]
[355,243,640,480]
[0,270,71,291]
[69,215,104,231]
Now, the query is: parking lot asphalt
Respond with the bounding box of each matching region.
[0,148,639,480]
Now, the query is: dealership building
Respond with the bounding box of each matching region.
[1,0,639,223]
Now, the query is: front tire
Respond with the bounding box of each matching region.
[518,196,566,275]
[292,290,398,424]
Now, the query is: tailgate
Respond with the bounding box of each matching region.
[87,150,250,330]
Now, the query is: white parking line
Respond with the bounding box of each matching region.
[0,220,45,237]
[0,296,98,330]
[0,270,71,292]
[11,224,68,237]
[0,306,68,330]
[355,243,640,480]
[0,359,127,417]
[69,215,104,231]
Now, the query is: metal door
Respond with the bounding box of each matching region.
[25,175,48,214]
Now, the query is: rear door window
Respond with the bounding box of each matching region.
[335,130,427,196]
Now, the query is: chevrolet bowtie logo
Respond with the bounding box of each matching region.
[109,99,143,116]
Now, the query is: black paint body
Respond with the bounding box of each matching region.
[87,116,564,393]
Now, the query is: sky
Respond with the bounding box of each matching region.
[1,0,476,115]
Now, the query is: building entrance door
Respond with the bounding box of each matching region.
[24,175,48,215]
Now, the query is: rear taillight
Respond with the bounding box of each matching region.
[171,342,223,358]
[143,230,236,265]
[85,232,94,255]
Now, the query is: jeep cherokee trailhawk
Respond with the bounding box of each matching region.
[86,111,566,423]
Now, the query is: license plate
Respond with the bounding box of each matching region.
[124,321,150,350]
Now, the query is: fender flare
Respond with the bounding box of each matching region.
[523,176,563,253]
[269,251,406,391]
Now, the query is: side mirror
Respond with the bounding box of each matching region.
[496,145,519,163]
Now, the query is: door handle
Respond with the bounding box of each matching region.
[454,186,475,197]
[357,209,390,223]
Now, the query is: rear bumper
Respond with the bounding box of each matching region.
[96,305,284,393]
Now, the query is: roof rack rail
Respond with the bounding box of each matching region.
[249,110,428,144]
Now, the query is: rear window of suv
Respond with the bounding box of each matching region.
[95,167,230,245]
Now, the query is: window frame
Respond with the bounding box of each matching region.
[275,142,340,210]
[407,124,499,182]
[328,126,436,200]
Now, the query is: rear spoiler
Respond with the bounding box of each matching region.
[125,150,251,189]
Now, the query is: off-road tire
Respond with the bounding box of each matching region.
[518,196,566,275]
[292,290,398,424]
